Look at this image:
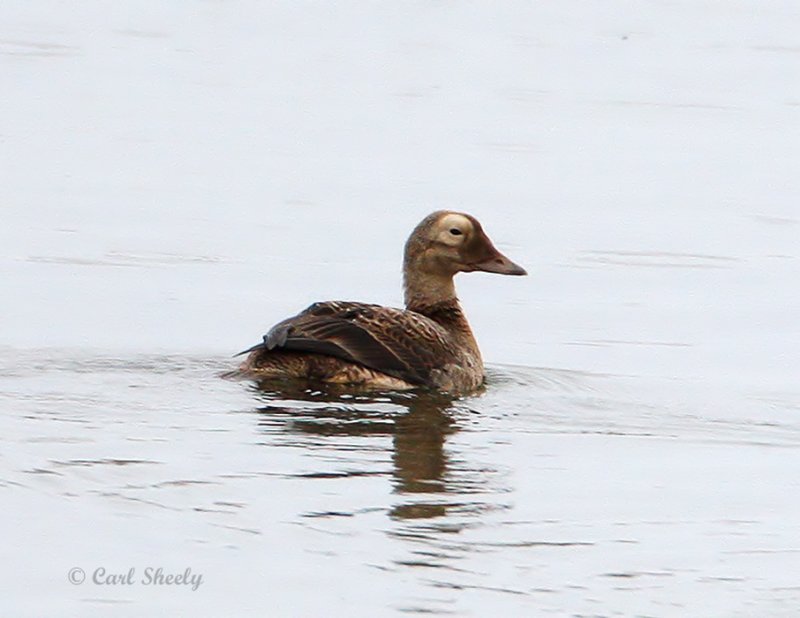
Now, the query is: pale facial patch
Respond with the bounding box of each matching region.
[435,213,473,247]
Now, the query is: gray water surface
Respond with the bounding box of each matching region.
[3,350,799,616]
[2,2,800,616]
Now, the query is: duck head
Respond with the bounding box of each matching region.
[403,211,526,309]
[405,211,527,277]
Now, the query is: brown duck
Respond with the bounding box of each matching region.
[237,211,526,394]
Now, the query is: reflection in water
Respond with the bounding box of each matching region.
[248,380,479,521]
[246,378,517,588]
[391,396,452,494]
[389,394,458,521]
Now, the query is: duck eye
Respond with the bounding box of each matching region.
[449,228,463,236]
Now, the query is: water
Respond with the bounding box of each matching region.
[2,2,799,616]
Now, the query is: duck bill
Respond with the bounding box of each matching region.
[471,251,527,276]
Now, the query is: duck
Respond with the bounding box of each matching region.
[236,211,526,394]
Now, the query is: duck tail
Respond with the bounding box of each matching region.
[233,341,266,358]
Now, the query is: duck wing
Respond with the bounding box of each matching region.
[239,301,453,385]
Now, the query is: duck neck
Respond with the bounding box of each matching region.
[403,270,480,356]
[403,270,457,314]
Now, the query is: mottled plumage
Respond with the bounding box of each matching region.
[235,211,525,394]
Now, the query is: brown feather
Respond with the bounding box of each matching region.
[245,301,457,386]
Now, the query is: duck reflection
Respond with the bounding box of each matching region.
[249,379,475,520]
